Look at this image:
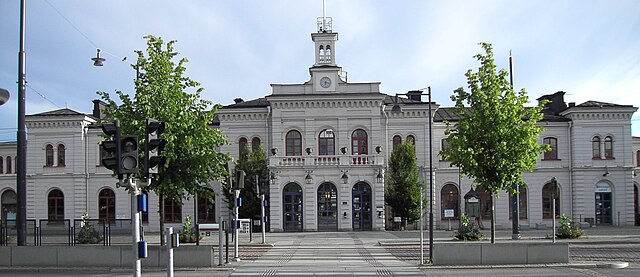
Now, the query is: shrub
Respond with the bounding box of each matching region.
[556,214,584,239]
[76,213,103,244]
[454,213,485,241]
[179,215,199,243]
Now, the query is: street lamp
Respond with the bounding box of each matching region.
[391,87,433,264]
[0,88,9,105]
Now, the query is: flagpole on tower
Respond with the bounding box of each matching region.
[322,0,326,29]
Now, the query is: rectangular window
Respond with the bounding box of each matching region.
[164,198,182,223]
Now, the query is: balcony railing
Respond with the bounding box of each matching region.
[271,154,383,167]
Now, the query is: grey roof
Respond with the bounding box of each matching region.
[575,101,634,108]
[434,107,462,122]
[219,97,269,109]
[28,108,85,117]
[435,107,570,122]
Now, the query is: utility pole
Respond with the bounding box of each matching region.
[16,0,27,246]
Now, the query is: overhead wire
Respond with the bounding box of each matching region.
[43,0,127,61]
[26,84,61,109]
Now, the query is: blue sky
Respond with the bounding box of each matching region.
[1,0,639,142]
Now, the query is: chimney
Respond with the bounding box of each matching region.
[406,90,422,102]
[536,91,567,115]
[234,98,244,104]
[92,99,108,119]
[568,102,575,108]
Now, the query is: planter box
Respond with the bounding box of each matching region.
[432,242,568,265]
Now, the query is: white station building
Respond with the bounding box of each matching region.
[1,18,639,234]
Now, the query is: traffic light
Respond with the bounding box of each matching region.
[100,122,121,175]
[145,118,166,177]
[236,170,245,189]
[120,135,139,175]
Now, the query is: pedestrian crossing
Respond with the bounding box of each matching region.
[231,233,425,276]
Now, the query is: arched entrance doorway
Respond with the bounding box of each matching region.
[595,182,612,225]
[352,182,372,231]
[283,183,303,232]
[441,184,460,220]
[317,182,338,231]
[1,190,17,226]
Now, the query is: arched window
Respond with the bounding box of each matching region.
[543,137,558,160]
[476,187,493,220]
[251,137,261,152]
[542,182,560,219]
[98,188,116,224]
[351,129,368,155]
[592,136,601,159]
[318,129,335,155]
[47,189,64,221]
[604,136,613,159]
[318,45,325,62]
[406,135,415,145]
[508,186,528,219]
[45,144,54,167]
[325,45,331,62]
[57,144,66,167]
[286,130,302,156]
[1,190,17,223]
[197,195,216,223]
[164,197,182,223]
[238,137,248,156]
[0,157,3,174]
[440,184,459,220]
[392,135,402,151]
[5,156,11,174]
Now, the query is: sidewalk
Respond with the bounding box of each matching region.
[381,225,640,244]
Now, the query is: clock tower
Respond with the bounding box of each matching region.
[310,16,343,92]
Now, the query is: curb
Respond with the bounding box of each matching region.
[417,261,630,270]
[0,266,236,273]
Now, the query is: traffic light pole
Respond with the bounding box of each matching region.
[261,194,266,244]
[129,177,142,277]
[234,189,240,261]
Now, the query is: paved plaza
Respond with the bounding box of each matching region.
[1,226,639,276]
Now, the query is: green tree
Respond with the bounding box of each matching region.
[385,142,420,229]
[97,35,231,230]
[233,145,269,219]
[442,42,547,243]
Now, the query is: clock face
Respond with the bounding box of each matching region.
[320,76,332,88]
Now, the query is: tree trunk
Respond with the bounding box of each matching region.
[491,193,496,243]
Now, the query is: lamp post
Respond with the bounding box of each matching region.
[509,51,521,240]
[391,87,433,264]
[16,0,28,246]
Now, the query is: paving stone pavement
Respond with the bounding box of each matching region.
[231,232,426,276]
